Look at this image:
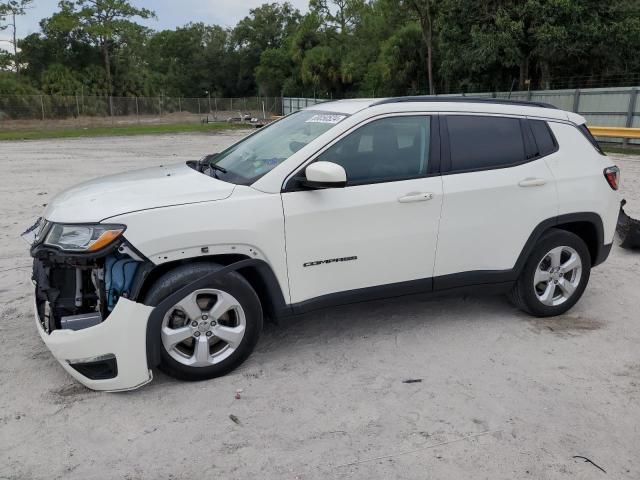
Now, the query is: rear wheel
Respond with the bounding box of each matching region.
[144,263,263,381]
[509,229,591,317]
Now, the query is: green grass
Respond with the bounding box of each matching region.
[0,122,250,141]
[602,144,640,156]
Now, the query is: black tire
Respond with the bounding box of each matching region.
[509,229,591,317]
[144,262,263,381]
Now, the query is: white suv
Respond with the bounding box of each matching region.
[25,97,621,391]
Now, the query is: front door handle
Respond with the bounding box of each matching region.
[518,177,547,187]
[398,192,434,203]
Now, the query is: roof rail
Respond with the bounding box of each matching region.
[373,96,558,110]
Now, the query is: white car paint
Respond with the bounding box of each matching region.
[36,298,154,391]
[33,98,620,391]
[107,186,291,302]
[44,163,235,223]
[545,121,619,243]
[305,161,347,184]
[283,176,443,303]
[435,156,558,276]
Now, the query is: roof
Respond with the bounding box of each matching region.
[306,98,379,115]
[375,96,558,109]
[306,96,582,124]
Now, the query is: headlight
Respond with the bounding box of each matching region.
[44,224,125,252]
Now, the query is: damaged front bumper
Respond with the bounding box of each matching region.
[27,226,158,391]
[35,296,154,391]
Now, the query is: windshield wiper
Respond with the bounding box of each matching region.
[209,164,227,179]
[201,154,227,178]
[210,163,227,174]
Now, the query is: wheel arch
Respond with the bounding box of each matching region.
[553,220,601,266]
[136,254,290,318]
[138,256,291,369]
[515,212,606,275]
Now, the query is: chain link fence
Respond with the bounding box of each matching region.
[0,95,283,129]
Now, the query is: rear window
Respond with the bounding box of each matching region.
[529,120,557,156]
[578,124,605,155]
[447,116,525,172]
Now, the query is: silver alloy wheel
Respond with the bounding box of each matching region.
[161,288,247,367]
[534,246,582,307]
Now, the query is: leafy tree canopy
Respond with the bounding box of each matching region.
[1,0,638,97]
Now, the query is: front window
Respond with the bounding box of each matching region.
[316,116,431,185]
[210,110,347,185]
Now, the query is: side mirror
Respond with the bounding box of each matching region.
[303,161,347,189]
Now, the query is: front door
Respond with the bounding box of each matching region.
[282,115,443,305]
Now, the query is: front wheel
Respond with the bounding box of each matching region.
[144,262,263,381]
[509,229,591,317]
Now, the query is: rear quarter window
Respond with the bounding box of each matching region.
[446,115,525,172]
[529,120,558,156]
[578,124,606,155]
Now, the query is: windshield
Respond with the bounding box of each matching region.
[209,110,347,185]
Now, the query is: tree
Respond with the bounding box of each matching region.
[309,0,364,34]
[3,0,640,99]
[435,0,640,92]
[255,47,292,96]
[52,0,155,95]
[0,0,33,74]
[40,63,82,94]
[146,23,229,97]
[378,22,424,95]
[0,71,35,92]
[231,2,301,96]
[396,0,438,94]
[300,45,341,96]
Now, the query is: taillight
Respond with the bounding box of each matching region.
[604,166,620,190]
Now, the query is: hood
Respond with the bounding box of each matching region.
[44,162,235,223]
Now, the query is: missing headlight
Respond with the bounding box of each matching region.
[32,245,144,332]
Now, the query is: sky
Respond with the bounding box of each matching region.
[1,0,309,45]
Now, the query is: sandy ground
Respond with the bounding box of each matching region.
[0,133,639,480]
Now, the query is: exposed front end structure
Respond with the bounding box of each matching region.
[30,228,154,391]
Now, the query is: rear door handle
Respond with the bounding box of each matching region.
[398,192,434,203]
[518,177,547,187]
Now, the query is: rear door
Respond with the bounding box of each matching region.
[434,114,559,287]
[281,115,443,305]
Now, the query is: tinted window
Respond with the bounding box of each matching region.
[447,116,525,171]
[530,120,557,156]
[317,116,430,184]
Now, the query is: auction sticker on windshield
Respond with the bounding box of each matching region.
[305,114,346,124]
